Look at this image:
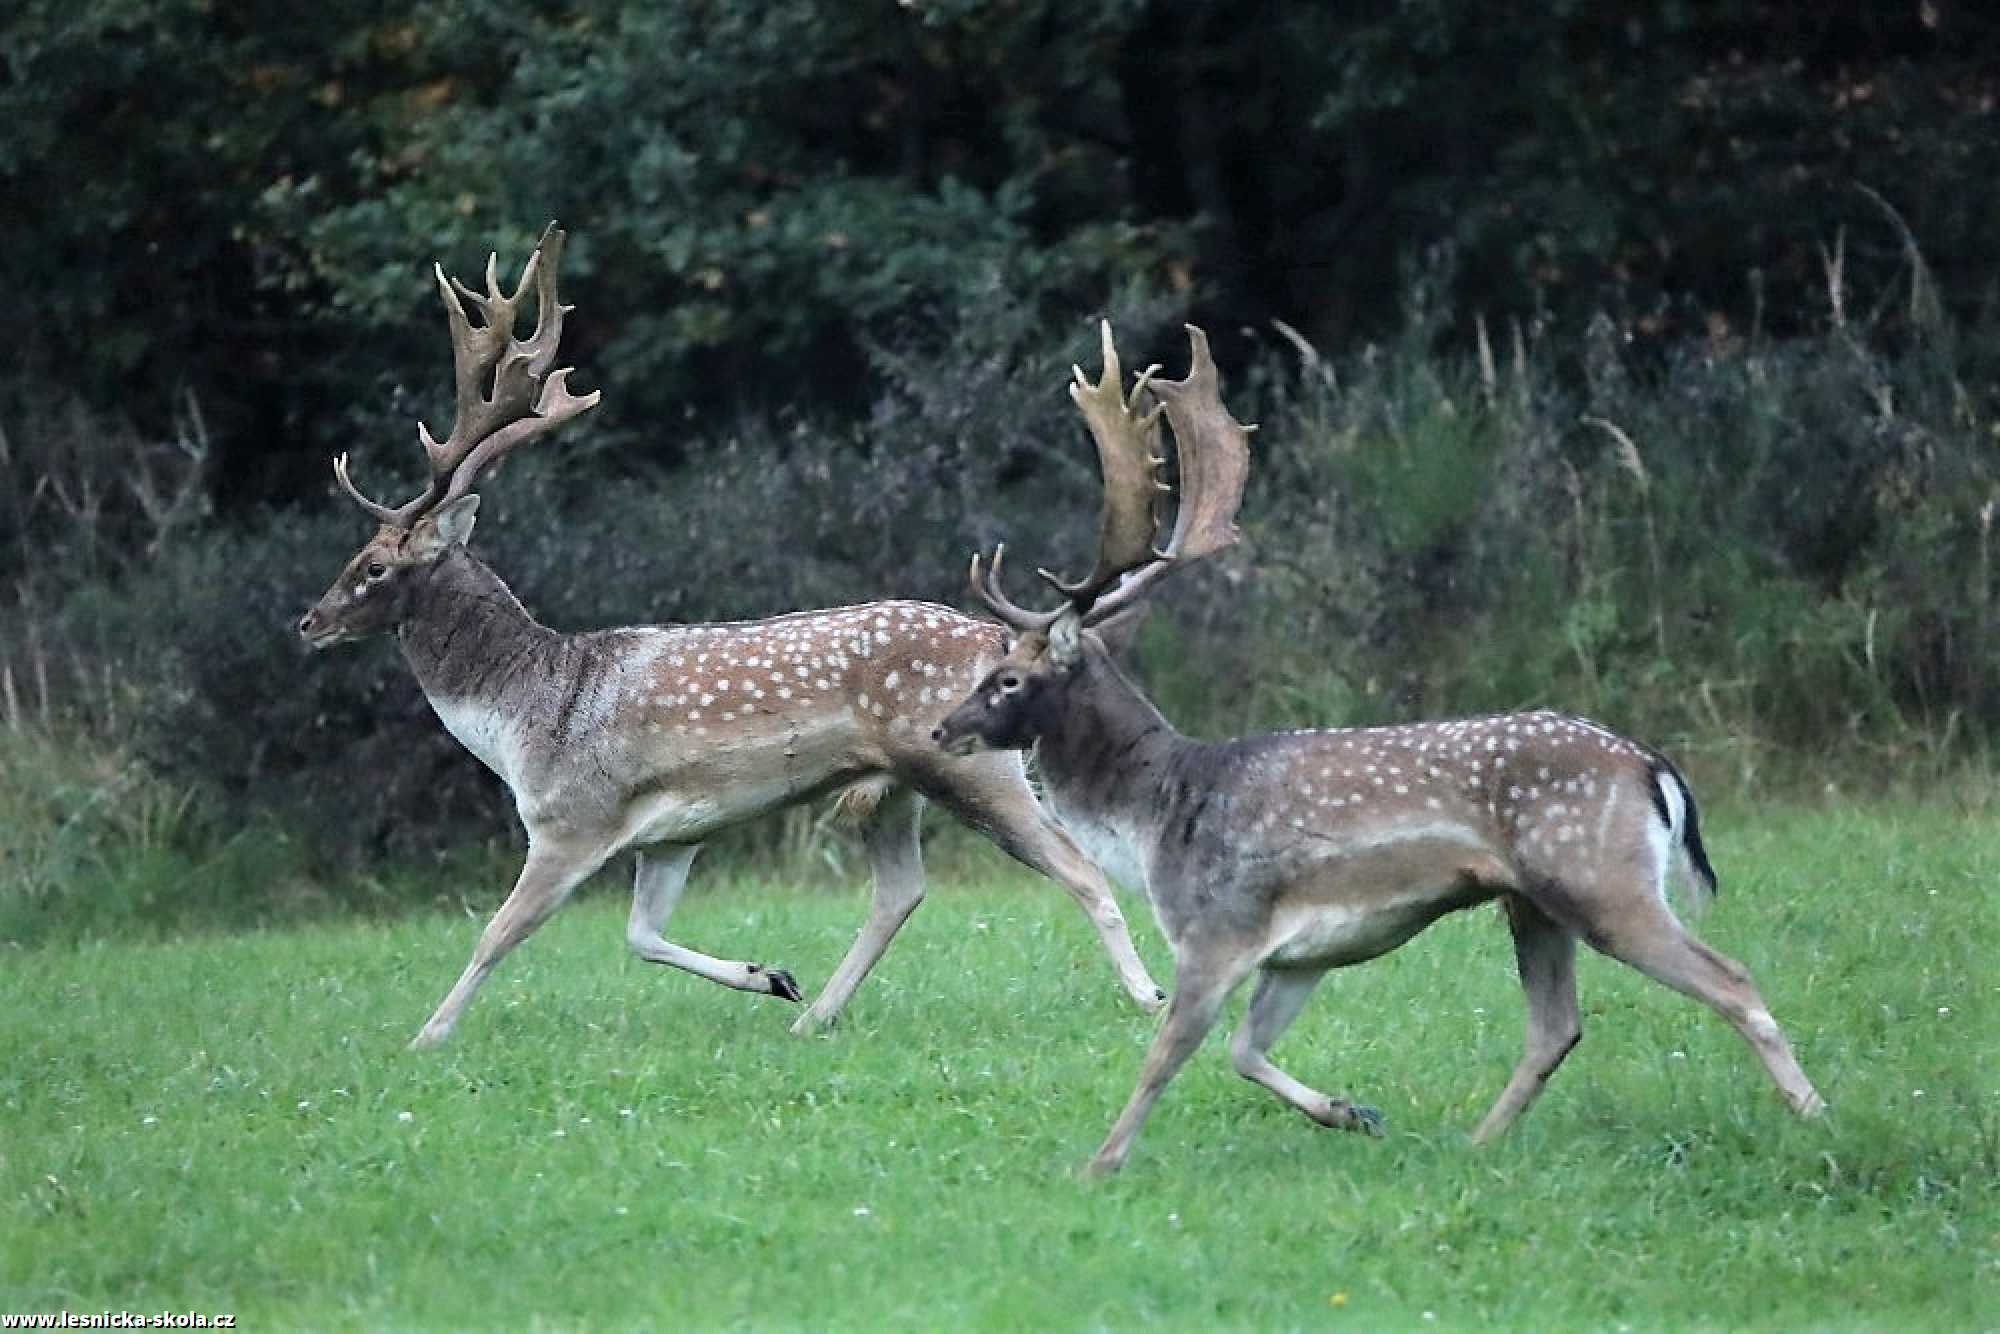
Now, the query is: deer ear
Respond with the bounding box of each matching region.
[408,494,481,559]
[1047,608,1084,667]
[1087,600,1150,660]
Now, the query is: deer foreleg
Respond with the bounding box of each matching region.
[939,753,1166,1013]
[626,844,802,1003]
[411,838,607,1049]
[1229,966,1384,1134]
[1086,944,1251,1176]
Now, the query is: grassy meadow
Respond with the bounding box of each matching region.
[1,804,1994,1330]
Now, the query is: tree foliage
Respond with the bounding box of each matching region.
[6,0,1997,493]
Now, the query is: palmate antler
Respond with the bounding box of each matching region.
[334,222,600,529]
[971,322,1255,634]
[1040,320,1171,599]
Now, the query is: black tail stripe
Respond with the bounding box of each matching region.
[1644,760,1673,826]
[1648,756,1720,896]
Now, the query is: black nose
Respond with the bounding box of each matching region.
[930,726,945,743]
[297,611,317,636]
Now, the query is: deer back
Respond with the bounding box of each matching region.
[426,595,1009,836]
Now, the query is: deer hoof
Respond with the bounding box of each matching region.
[1079,1153,1124,1180]
[788,1008,836,1037]
[1326,1099,1385,1137]
[764,968,804,1003]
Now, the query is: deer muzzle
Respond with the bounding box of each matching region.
[931,708,987,758]
[296,607,348,650]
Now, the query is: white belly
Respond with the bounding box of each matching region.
[619,773,802,846]
[1266,898,1444,968]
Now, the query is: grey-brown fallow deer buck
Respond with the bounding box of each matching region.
[934,321,1825,1175]
[296,226,1164,1048]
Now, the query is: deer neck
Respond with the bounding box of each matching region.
[1030,648,1188,869]
[395,547,558,709]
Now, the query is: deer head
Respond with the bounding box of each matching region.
[296,223,599,649]
[935,321,1254,755]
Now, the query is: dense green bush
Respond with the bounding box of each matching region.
[1159,261,2000,788]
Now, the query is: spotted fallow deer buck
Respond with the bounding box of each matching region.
[934,322,1825,1174]
[295,225,1164,1048]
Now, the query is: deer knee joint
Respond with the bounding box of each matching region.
[1228,1028,1264,1079]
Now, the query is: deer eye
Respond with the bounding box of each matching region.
[997,674,1022,692]
[365,561,388,580]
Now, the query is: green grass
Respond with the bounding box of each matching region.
[2,805,1994,1330]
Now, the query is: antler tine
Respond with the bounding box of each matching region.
[970,545,1063,635]
[517,223,572,380]
[335,223,588,528]
[421,243,540,476]
[1081,324,1255,627]
[1148,324,1254,564]
[439,368,601,508]
[331,451,414,527]
[1037,320,1170,605]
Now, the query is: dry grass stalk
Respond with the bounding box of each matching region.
[1819,227,1847,330]
[1270,318,1337,393]
[1582,415,1665,658]
[1475,313,1498,406]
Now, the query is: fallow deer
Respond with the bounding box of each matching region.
[296,225,1164,1048]
[934,322,1825,1174]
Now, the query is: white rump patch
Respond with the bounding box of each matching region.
[1648,769,1686,909]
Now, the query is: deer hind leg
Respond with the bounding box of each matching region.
[1229,965,1384,1135]
[1582,894,1825,1118]
[791,784,927,1035]
[1471,895,1582,1143]
[1088,940,1255,1177]
[411,837,610,1049]
[923,750,1166,1013]
[626,844,802,1003]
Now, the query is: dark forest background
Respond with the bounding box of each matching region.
[5,0,2000,935]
